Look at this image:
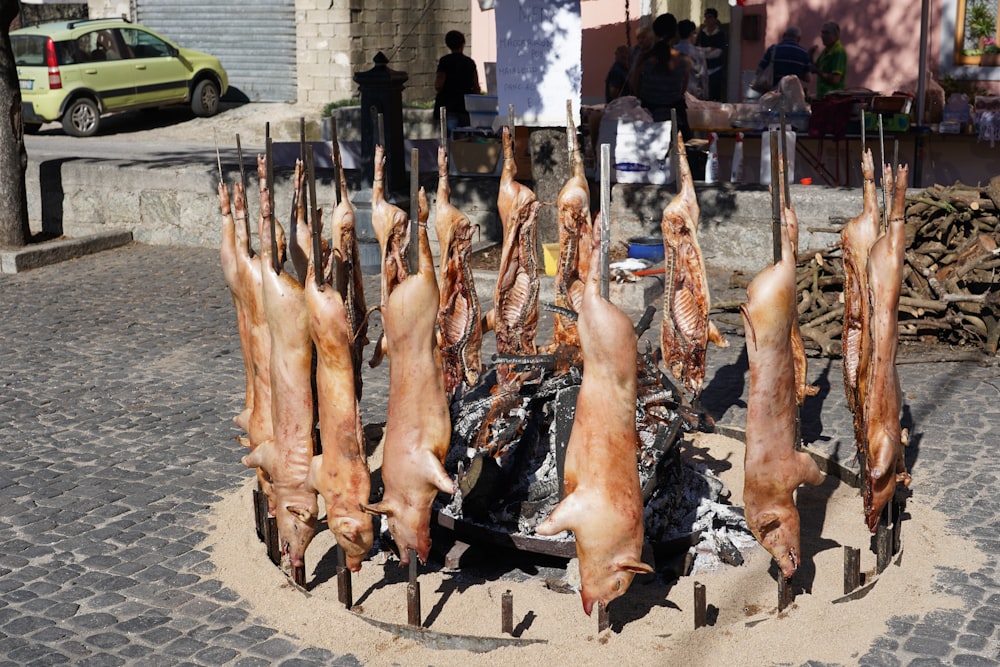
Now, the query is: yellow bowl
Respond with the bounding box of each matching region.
[543,243,559,276]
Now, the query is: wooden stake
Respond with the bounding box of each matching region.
[843,546,861,594]
[693,581,707,629]
[265,514,280,565]
[407,549,421,627]
[501,589,514,635]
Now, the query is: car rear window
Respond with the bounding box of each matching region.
[12,34,88,66]
[12,35,46,66]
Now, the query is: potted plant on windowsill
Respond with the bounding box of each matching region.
[967,0,997,65]
[981,38,1000,66]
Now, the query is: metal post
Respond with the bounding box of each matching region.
[596,601,610,632]
[876,502,892,573]
[843,546,861,594]
[693,581,707,628]
[778,575,794,611]
[336,546,353,609]
[407,550,421,626]
[501,590,514,635]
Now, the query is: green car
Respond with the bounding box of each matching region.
[13,17,228,137]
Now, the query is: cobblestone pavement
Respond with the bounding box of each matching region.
[1,243,999,665]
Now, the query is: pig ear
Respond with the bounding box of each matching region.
[754,511,781,534]
[616,558,655,575]
[362,502,393,518]
[287,504,315,523]
[332,517,364,544]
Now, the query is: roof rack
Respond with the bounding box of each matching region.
[67,16,131,30]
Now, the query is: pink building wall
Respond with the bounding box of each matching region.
[469,0,998,104]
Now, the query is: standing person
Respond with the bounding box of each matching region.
[675,19,709,99]
[810,21,847,98]
[434,30,482,133]
[605,45,630,102]
[696,7,727,101]
[631,13,691,138]
[621,26,655,97]
[756,26,812,91]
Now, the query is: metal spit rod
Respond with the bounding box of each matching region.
[307,151,322,289]
[328,116,341,206]
[409,147,419,274]
[266,136,279,274]
[600,143,611,299]
[769,129,781,264]
[879,114,888,232]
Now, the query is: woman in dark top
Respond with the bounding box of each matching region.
[434,30,481,132]
[696,8,727,101]
[631,14,691,139]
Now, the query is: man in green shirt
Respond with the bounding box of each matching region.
[810,21,846,98]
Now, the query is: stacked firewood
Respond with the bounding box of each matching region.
[726,178,1000,357]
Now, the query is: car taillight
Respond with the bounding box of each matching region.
[45,37,61,89]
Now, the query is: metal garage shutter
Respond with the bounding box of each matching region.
[135,0,296,102]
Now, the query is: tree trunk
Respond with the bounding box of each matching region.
[0,0,30,249]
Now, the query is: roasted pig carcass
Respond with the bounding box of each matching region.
[365,194,455,565]
[740,162,824,579]
[490,125,542,366]
[660,139,728,396]
[536,222,654,615]
[858,163,912,531]
[434,145,483,394]
[218,181,255,434]
[328,146,368,399]
[548,110,593,359]
[369,144,411,368]
[242,157,319,573]
[305,246,374,572]
[219,179,277,503]
[841,148,881,427]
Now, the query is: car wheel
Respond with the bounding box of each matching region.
[62,98,100,137]
[22,122,43,135]
[192,80,220,117]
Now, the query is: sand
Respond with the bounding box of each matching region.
[201,431,978,666]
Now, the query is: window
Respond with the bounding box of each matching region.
[955,0,1000,66]
[120,28,173,59]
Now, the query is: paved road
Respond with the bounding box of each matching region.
[1,243,999,665]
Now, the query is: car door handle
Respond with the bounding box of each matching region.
[134,64,147,70]
[84,68,98,75]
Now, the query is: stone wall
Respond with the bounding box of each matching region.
[296,0,471,107]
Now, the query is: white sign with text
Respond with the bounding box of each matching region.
[494,0,581,127]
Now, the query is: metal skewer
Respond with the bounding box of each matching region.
[328,116,342,206]
[879,114,888,232]
[409,147,419,273]
[779,108,790,203]
[769,129,781,263]
[600,143,611,299]
[307,151,322,289]
[407,549,421,626]
[266,136,279,274]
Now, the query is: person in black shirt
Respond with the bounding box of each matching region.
[756,26,812,91]
[605,45,630,102]
[434,31,482,133]
[696,8,728,101]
